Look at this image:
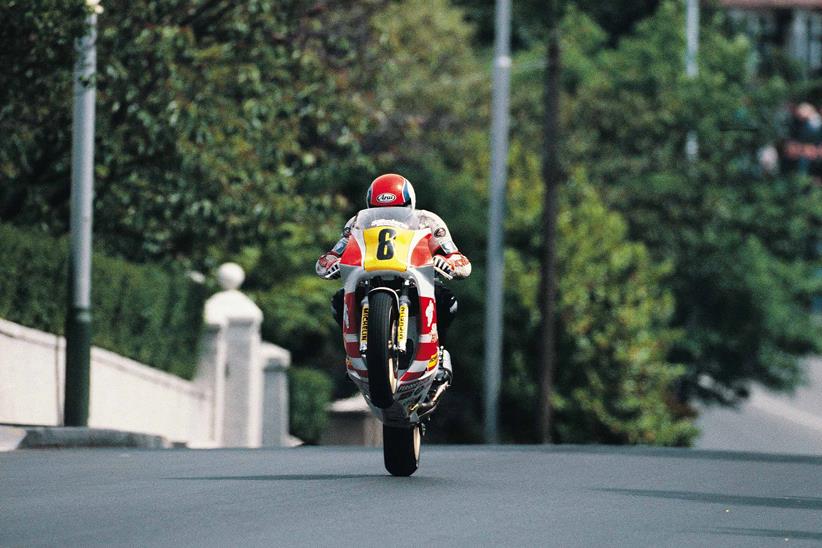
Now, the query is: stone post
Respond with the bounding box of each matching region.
[261,342,291,446]
[203,263,263,447]
[194,319,226,446]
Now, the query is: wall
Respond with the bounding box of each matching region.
[0,263,292,448]
[0,318,212,444]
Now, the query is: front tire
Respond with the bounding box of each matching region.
[383,424,421,476]
[366,292,398,409]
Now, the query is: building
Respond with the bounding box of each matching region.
[721,0,822,75]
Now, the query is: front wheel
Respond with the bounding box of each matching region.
[383,424,421,476]
[366,291,398,409]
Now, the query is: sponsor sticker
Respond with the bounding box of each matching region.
[376,192,397,203]
[359,306,369,344]
[398,304,409,345]
[433,227,446,238]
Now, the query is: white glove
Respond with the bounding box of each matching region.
[316,253,341,279]
[433,255,453,276]
[324,261,340,279]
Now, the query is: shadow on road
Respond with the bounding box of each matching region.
[707,528,822,541]
[599,488,822,510]
[166,474,383,481]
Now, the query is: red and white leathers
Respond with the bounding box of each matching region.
[315,209,472,280]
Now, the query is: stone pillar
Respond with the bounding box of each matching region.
[203,263,263,448]
[261,342,291,446]
[194,320,226,446]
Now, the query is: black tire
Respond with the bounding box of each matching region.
[366,291,398,409]
[383,424,421,476]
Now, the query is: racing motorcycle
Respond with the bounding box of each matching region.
[336,207,451,476]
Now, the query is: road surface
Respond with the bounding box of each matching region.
[2,445,821,546]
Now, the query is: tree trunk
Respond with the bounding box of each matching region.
[538,15,561,444]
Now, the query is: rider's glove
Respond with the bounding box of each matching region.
[440,253,472,279]
[316,252,341,279]
[433,255,453,276]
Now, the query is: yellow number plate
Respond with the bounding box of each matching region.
[362,227,415,272]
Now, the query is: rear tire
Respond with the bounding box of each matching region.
[383,424,421,476]
[366,292,398,409]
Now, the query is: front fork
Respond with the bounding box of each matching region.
[397,280,411,353]
[358,289,369,354]
[358,280,411,356]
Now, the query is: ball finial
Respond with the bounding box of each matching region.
[217,262,245,291]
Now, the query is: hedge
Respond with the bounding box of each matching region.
[288,367,333,444]
[0,224,207,379]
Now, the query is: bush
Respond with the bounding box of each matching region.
[288,367,333,444]
[0,224,207,378]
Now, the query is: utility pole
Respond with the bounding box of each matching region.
[685,0,699,161]
[64,10,98,426]
[537,0,561,444]
[484,0,512,444]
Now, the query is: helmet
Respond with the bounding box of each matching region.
[365,173,416,209]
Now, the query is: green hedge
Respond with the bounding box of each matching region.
[0,224,207,379]
[288,367,333,444]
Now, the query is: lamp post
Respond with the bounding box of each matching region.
[685,0,700,160]
[64,7,98,426]
[484,0,512,444]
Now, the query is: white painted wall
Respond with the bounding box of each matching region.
[0,263,291,448]
[0,318,212,444]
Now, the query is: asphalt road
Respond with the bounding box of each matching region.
[2,445,821,547]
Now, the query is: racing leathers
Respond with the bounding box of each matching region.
[315,209,471,348]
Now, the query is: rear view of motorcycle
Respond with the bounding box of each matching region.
[334,207,452,476]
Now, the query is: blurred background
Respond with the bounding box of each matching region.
[1,0,820,448]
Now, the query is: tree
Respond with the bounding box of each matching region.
[0,0,382,267]
[500,147,695,444]
[0,0,87,223]
[561,2,822,402]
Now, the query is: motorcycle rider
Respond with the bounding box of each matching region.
[315,173,472,385]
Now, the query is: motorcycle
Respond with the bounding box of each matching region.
[335,207,451,476]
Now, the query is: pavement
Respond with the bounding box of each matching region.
[697,357,822,455]
[0,426,170,451]
[2,444,821,547]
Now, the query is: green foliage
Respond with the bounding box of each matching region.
[0,0,87,222]
[558,2,822,401]
[288,367,333,444]
[499,146,696,444]
[0,224,207,378]
[0,0,379,267]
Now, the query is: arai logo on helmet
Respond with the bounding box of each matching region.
[376,192,397,204]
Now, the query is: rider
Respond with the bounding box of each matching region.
[315,173,472,384]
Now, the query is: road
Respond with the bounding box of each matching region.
[2,445,821,547]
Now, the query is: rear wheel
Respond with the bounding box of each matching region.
[383,424,421,476]
[366,291,398,409]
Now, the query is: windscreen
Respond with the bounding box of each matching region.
[354,207,420,230]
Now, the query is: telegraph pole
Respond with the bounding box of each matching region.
[64,10,97,426]
[537,0,562,444]
[484,0,512,444]
[685,0,699,160]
